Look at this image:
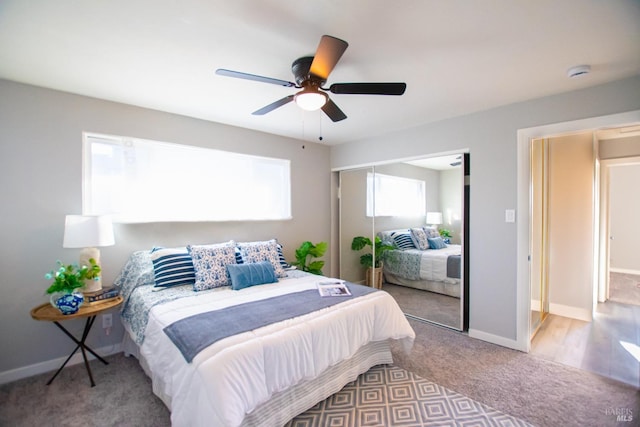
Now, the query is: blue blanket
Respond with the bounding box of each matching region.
[164,284,377,362]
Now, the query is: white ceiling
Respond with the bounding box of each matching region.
[1,1,639,145]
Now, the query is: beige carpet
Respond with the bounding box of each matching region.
[382,283,460,328]
[1,319,638,426]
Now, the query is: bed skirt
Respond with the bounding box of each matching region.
[384,271,461,298]
[122,332,393,426]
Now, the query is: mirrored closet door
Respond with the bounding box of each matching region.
[339,154,468,330]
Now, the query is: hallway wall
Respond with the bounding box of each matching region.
[547,133,595,321]
[609,163,640,273]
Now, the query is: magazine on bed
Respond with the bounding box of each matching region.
[317,279,351,297]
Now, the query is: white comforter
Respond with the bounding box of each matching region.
[407,244,461,283]
[137,274,415,427]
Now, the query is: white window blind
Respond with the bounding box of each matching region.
[366,172,426,217]
[83,133,291,223]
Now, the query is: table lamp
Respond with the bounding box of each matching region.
[63,215,115,293]
[426,212,443,228]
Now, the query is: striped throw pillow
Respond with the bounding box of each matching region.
[391,231,416,250]
[150,247,195,288]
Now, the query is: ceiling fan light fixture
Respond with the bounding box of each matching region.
[294,88,328,111]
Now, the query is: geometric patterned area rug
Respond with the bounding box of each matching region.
[286,365,533,427]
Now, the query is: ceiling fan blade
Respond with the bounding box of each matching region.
[329,82,407,95]
[252,95,295,115]
[321,99,347,122]
[216,69,295,87]
[309,35,348,82]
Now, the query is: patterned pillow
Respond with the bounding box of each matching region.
[428,236,447,249]
[237,239,287,278]
[391,231,416,250]
[410,227,430,250]
[424,227,441,239]
[150,247,196,288]
[187,241,237,291]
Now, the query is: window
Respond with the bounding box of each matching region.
[366,172,426,217]
[83,133,291,223]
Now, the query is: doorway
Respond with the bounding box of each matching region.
[599,156,640,307]
[516,110,640,352]
[522,115,640,386]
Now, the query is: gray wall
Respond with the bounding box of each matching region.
[609,164,640,273]
[331,75,640,343]
[0,79,331,376]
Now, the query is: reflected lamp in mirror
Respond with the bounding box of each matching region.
[426,212,443,227]
[63,215,115,293]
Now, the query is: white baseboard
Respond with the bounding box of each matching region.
[0,343,122,386]
[549,303,592,322]
[468,329,527,352]
[610,267,640,276]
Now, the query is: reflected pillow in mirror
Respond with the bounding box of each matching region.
[427,237,447,249]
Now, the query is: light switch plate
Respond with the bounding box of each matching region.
[505,209,516,223]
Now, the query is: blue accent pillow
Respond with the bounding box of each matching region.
[428,237,447,249]
[227,261,277,290]
[150,247,195,288]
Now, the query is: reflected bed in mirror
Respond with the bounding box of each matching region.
[379,227,462,328]
[337,152,468,331]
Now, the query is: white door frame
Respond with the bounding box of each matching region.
[515,110,640,352]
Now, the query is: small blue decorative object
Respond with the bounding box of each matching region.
[50,291,84,315]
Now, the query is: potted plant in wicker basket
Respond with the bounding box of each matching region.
[351,236,394,288]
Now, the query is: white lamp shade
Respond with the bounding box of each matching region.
[426,212,443,225]
[63,215,115,248]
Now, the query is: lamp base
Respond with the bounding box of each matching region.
[79,247,103,293]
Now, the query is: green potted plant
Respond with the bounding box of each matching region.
[438,228,452,243]
[351,236,394,288]
[45,259,101,314]
[291,241,327,275]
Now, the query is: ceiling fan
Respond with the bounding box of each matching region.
[215,35,406,122]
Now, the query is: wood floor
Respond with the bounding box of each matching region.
[530,273,640,388]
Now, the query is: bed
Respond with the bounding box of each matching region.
[115,240,415,427]
[379,228,462,298]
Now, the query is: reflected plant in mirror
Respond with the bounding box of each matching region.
[351,236,394,269]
